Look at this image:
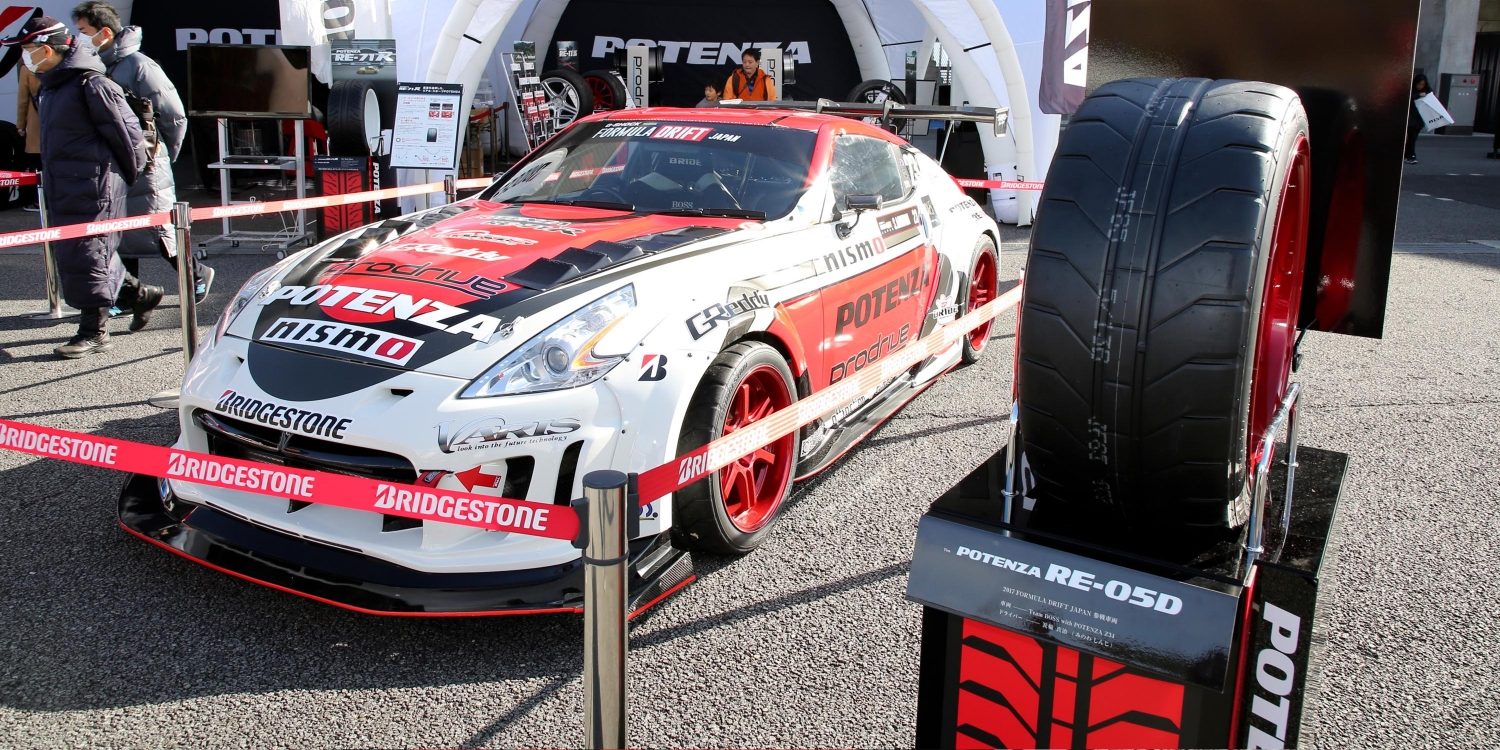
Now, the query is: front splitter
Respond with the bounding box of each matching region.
[118,473,694,617]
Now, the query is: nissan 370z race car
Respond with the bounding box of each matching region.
[119,105,1002,615]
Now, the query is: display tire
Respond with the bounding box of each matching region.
[1017,77,1310,532]
[327,79,379,156]
[674,341,799,555]
[581,70,627,110]
[846,79,908,105]
[540,68,594,127]
[961,237,999,365]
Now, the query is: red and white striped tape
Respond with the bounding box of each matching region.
[954,177,1045,191]
[0,211,172,250]
[187,181,450,221]
[0,418,579,540]
[0,170,39,188]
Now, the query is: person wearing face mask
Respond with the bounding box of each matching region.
[72,1,212,303]
[3,16,156,358]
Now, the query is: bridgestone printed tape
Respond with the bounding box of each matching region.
[954,177,1045,191]
[0,170,39,188]
[0,419,579,541]
[0,212,173,250]
[187,182,450,221]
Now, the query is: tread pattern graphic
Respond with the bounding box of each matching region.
[319,171,370,234]
[1018,78,1308,527]
[954,619,1185,749]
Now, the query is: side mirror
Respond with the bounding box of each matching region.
[844,194,884,212]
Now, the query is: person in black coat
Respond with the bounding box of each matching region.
[1406,74,1431,164]
[4,16,161,358]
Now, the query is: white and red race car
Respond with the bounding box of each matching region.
[120,104,1004,614]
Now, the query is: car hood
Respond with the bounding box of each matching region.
[236,200,743,400]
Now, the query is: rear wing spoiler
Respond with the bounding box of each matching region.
[720,99,1009,137]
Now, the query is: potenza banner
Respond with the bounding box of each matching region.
[547,0,861,106]
[1040,0,1089,114]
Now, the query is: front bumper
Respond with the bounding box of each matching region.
[119,473,694,616]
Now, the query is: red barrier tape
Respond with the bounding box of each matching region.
[187,181,449,221]
[0,418,579,541]
[0,170,38,188]
[955,177,1045,191]
[0,211,172,250]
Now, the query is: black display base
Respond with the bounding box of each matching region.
[909,445,1347,749]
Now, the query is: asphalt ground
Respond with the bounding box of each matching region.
[0,134,1497,748]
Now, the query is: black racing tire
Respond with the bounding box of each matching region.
[327,79,379,156]
[1017,78,1310,531]
[961,236,999,365]
[847,79,908,105]
[581,69,627,111]
[540,68,594,127]
[674,341,800,555]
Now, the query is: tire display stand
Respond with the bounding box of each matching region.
[908,401,1345,749]
[504,44,558,151]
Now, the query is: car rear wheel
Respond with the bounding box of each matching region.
[962,237,999,365]
[674,342,799,554]
[1017,77,1310,533]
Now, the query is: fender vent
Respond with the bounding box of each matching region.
[554,441,585,505]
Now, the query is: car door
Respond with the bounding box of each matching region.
[814,133,938,390]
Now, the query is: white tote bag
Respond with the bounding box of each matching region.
[1415,93,1455,132]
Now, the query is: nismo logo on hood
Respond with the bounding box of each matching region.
[260,284,509,342]
[261,318,423,365]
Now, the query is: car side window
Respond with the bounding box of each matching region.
[830,134,908,207]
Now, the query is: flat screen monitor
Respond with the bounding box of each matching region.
[188,44,312,119]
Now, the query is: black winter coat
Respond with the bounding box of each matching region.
[36,45,146,308]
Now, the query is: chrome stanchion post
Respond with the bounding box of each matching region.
[30,173,69,319]
[575,470,628,750]
[174,202,198,364]
[444,174,457,204]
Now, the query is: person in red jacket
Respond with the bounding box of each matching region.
[723,48,775,101]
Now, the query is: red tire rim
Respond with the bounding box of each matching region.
[718,364,795,533]
[966,250,998,352]
[586,75,618,110]
[1249,136,1310,465]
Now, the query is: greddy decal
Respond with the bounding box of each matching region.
[261,319,423,366]
[215,390,353,440]
[482,215,586,236]
[324,259,509,298]
[434,230,537,247]
[686,290,771,339]
[260,285,507,343]
[437,417,583,453]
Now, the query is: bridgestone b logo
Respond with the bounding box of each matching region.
[261,318,423,365]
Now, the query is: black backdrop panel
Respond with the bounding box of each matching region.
[547,0,862,106]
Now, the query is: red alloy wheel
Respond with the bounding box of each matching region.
[1248,136,1310,464]
[718,364,795,533]
[966,250,997,352]
[587,76,618,110]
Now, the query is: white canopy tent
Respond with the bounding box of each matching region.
[279,0,1065,224]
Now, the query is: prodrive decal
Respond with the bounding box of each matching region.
[215,390,353,440]
[260,318,423,365]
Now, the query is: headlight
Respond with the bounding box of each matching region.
[212,252,304,342]
[460,285,636,398]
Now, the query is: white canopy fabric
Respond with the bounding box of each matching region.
[279,0,1064,224]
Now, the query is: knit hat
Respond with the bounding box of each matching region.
[0,16,70,47]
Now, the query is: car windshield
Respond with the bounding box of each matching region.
[483,120,817,219]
